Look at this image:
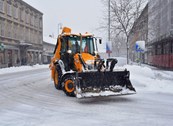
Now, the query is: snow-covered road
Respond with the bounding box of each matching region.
[0,66,173,126]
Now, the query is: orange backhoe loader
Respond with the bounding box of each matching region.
[50,27,136,98]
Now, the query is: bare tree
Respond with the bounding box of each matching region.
[112,35,126,57]
[101,0,147,64]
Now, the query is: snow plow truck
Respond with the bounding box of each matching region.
[49,27,136,98]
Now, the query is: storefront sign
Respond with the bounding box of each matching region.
[135,41,145,52]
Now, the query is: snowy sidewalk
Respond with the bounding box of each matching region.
[0,64,49,75]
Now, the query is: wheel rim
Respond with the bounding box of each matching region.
[64,80,74,93]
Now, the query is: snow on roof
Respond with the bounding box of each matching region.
[43,36,57,45]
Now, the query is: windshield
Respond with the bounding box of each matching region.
[81,37,95,55]
[68,36,80,53]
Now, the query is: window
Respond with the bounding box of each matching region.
[27,13,30,24]
[7,22,12,38]
[0,0,4,12]
[34,30,37,43]
[20,25,24,40]
[39,32,42,44]
[171,1,173,26]
[81,37,95,54]
[0,52,5,64]
[14,50,18,64]
[39,17,42,29]
[30,14,34,26]
[156,44,163,55]
[7,3,12,16]
[171,42,173,54]
[25,10,30,24]
[34,14,40,28]
[13,24,18,39]
[69,36,80,54]
[25,12,28,23]
[20,8,24,21]
[30,29,33,42]
[0,19,5,36]
[25,28,29,41]
[13,6,18,19]
[0,19,2,36]
[35,17,39,28]
[163,43,170,54]
[171,10,173,27]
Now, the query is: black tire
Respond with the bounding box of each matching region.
[54,64,62,90]
[62,75,76,97]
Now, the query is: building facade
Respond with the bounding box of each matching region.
[148,0,173,43]
[129,0,173,68]
[147,0,173,68]
[0,0,43,68]
[129,4,148,63]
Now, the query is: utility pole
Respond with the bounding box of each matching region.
[127,38,129,64]
[58,23,63,36]
[108,0,111,57]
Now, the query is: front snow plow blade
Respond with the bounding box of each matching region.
[75,70,136,98]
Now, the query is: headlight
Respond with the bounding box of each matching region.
[94,51,98,54]
[85,60,94,65]
[67,50,72,54]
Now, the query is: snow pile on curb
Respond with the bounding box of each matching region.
[124,65,173,94]
[0,64,49,75]
[126,65,155,78]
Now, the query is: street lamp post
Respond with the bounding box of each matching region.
[108,0,111,42]
[108,0,111,57]
[58,23,63,36]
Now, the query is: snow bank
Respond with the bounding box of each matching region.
[125,65,155,78]
[0,64,49,75]
[124,65,173,94]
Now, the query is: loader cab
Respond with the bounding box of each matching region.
[58,34,99,71]
[60,35,80,71]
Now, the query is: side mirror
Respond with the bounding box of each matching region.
[99,39,102,44]
[95,37,102,44]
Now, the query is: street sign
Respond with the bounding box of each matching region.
[135,41,145,52]
[106,41,112,53]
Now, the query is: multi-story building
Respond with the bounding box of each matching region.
[0,0,43,68]
[148,0,173,43]
[43,36,56,64]
[129,0,173,68]
[148,0,173,68]
[129,4,148,63]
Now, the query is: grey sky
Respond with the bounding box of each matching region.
[23,0,104,37]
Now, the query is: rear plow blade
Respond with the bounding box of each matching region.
[75,70,136,98]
